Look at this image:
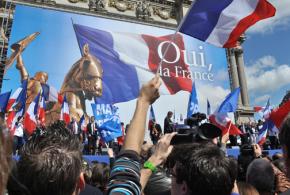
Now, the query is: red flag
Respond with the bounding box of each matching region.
[269,100,290,129]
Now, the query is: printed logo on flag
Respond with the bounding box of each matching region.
[91,104,122,142]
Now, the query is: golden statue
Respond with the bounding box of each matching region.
[46,43,103,124]
[6,32,48,108]
[8,33,103,125]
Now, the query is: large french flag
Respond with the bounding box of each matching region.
[180,0,276,48]
[24,93,40,135]
[60,96,70,125]
[74,24,192,104]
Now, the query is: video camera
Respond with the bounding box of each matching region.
[170,112,222,145]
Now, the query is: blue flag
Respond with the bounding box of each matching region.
[0,91,11,112]
[149,106,156,121]
[207,99,211,116]
[187,82,199,118]
[217,88,240,114]
[91,103,122,142]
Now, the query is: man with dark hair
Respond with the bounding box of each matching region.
[166,143,237,195]
[246,159,275,195]
[16,121,85,195]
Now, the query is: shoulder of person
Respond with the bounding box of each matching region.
[281,189,290,195]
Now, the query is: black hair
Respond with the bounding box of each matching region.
[17,120,83,195]
[90,162,110,192]
[246,159,275,195]
[166,143,236,195]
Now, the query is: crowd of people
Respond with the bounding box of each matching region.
[0,76,290,195]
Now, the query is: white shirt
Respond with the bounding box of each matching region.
[14,123,24,137]
[72,121,79,135]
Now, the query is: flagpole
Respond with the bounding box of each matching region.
[156,1,196,75]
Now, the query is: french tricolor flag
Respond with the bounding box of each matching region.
[180,0,276,48]
[209,88,241,135]
[257,120,274,145]
[6,81,27,135]
[74,24,192,104]
[60,96,70,125]
[79,114,87,132]
[38,95,46,126]
[41,84,63,103]
[24,93,40,135]
[6,80,28,112]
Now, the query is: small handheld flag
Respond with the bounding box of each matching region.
[187,82,199,118]
[60,96,70,125]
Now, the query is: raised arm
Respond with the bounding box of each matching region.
[123,76,161,154]
[16,54,29,81]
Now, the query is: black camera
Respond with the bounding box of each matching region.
[170,113,222,145]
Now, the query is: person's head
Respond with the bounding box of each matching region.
[90,116,95,122]
[246,159,275,195]
[167,111,173,119]
[34,71,48,84]
[237,182,259,195]
[279,114,290,175]
[17,121,85,195]
[273,158,287,173]
[90,162,110,192]
[166,143,237,195]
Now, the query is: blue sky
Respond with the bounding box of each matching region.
[243,0,290,108]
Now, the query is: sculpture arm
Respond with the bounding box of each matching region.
[16,54,29,81]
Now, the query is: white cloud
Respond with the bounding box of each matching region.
[254,94,270,105]
[215,70,229,81]
[247,0,290,34]
[197,83,230,112]
[245,56,290,94]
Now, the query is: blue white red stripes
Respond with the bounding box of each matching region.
[74,24,192,104]
[42,84,63,103]
[79,114,87,132]
[209,89,241,135]
[60,96,70,125]
[24,93,40,135]
[38,95,46,126]
[180,0,276,48]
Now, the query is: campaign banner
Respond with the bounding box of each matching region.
[2,5,229,124]
[91,103,122,142]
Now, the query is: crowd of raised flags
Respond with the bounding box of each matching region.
[1,74,290,146]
